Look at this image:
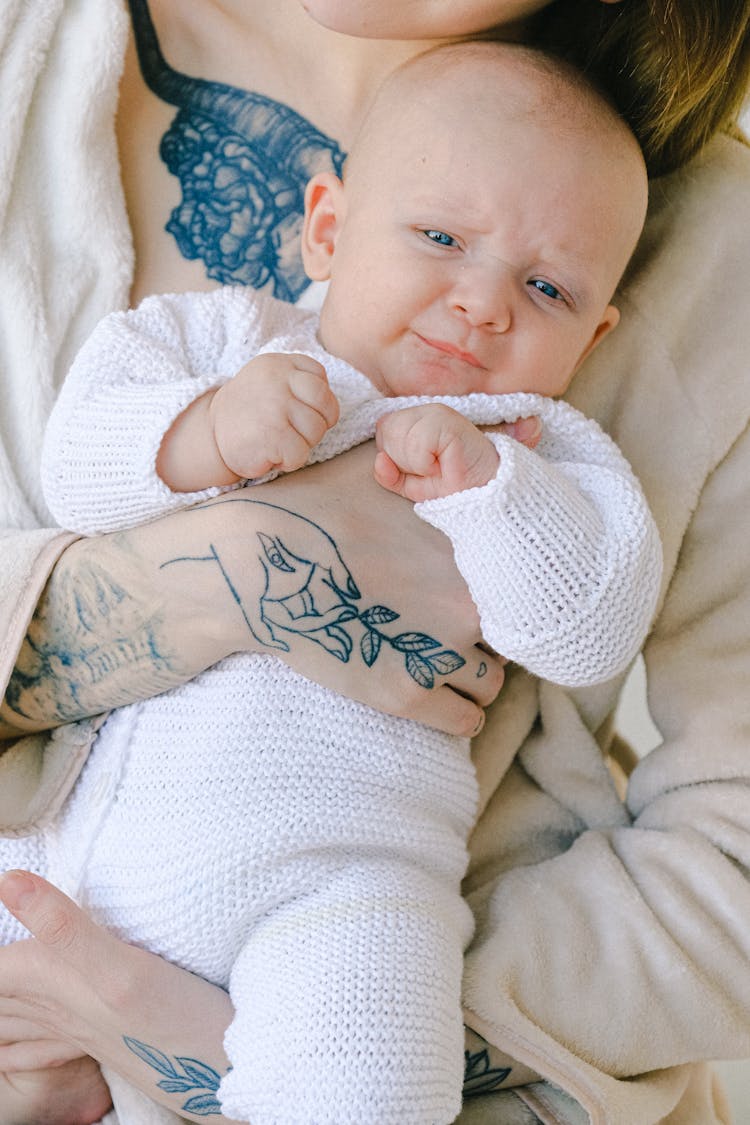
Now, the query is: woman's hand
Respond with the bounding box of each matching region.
[5,425,547,739]
[202,441,508,734]
[0,899,112,1125]
[0,870,241,1123]
[0,1055,112,1125]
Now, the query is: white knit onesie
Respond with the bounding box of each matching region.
[0,288,662,1124]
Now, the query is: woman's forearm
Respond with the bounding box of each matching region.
[0,872,243,1124]
[0,873,538,1122]
[1,513,238,734]
[3,445,504,737]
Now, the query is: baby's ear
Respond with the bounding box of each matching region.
[301,173,346,281]
[573,305,620,373]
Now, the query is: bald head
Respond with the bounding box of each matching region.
[345,40,648,289]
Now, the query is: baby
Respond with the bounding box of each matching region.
[2,41,659,1125]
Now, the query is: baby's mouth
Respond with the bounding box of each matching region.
[414,333,485,369]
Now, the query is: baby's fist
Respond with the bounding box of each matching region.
[374,404,499,502]
[212,353,340,478]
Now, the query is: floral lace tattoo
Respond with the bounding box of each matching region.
[128,0,346,300]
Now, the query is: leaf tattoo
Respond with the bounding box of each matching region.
[358,610,465,687]
[162,499,466,689]
[123,1036,227,1116]
[463,1047,512,1098]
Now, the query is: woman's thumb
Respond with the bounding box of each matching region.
[0,869,81,954]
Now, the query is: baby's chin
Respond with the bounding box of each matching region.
[377,355,493,400]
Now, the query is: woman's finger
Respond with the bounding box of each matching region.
[0,1037,84,1071]
[0,1056,113,1125]
[444,649,507,709]
[401,684,486,738]
[0,872,94,965]
[0,869,123,1043]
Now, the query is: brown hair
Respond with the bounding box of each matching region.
[530,0,750,176]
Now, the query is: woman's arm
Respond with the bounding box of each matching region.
[0,872,538,1123]
[1,444,505,741]
[0,871,242,1125]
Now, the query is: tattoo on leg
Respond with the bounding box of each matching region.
[477,661,488,678]
[123,1036,226,1116]
[161,499,465,688]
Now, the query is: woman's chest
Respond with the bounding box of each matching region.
[117,1,349,305]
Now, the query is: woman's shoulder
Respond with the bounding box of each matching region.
[616,134,750,421]
[568,134,750,499]
[632,134,750,278]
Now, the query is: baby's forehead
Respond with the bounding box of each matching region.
[350,42,646,233]
[359,43,628,161]
[344,44,647,289]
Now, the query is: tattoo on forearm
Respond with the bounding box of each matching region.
[161,499,465,687]
[124,1031,512,1115]
[123,1036,226,1116]
[5,496,464,726]
[5,557,178,724]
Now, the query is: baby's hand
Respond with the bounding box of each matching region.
[374,404,500,502]
[210,353,340,479]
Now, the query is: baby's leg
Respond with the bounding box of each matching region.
[219,857,474,1125]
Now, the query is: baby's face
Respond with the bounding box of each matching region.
[311,57,646,400]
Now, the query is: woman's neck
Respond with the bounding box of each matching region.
[148,0,441,145]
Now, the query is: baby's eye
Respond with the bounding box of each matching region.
[422,229,457,247]
[529,279,564,301]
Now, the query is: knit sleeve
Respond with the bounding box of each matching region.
[415,399,663,687]
[39,288,295,535]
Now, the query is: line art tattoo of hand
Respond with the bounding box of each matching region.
[161,499,465,688]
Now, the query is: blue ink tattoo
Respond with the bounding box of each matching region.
[477,660,488,678]
[127,0,346,300]
[123,1036,227,1116]
[161,499,465,687]
[463,1047,512,1098]
[5,563,176,723]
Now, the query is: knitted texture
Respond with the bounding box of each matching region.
[45,659,477,1125]
[42,286,662,684]
[22,285,662,1122]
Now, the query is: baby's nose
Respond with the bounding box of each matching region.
[451,264,513,330]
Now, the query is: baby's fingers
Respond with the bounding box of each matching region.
[269,358,341,470]
[286,400,335,454]
[373,449,408,496]
[484,415,542,449]
[376,408,437,466]
[288,358,340,430]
